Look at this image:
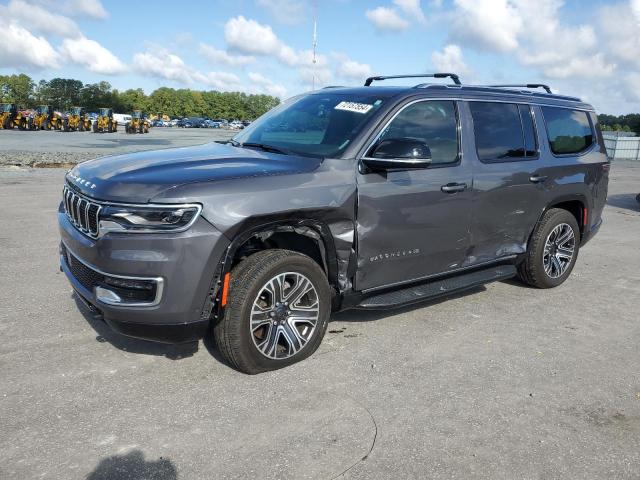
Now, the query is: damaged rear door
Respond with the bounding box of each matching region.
[355,99,473,292]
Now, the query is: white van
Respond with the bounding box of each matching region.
[113,113,132,126]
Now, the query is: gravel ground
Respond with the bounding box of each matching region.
[0,128,235,167]
[0,160,639,480]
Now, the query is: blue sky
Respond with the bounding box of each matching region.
[1,0,640,114]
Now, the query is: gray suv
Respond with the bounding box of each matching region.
[59,73,609,373]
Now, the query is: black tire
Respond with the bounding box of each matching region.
[107,120,113,133]
[518,208,580,288]
[214,249,331,374]
[63,119,69,132]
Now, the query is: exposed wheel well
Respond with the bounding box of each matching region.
[231,228,329,283]
[548,200,585,234]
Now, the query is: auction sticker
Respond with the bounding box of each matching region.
[335,101,373,114]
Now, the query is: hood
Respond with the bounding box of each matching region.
[66,142,322,203]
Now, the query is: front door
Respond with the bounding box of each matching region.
[355,99,473,292]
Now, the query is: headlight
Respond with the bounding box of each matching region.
[99,204,201,234]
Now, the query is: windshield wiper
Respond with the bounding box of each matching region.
[216,139,240,146]
[239,142,292,155]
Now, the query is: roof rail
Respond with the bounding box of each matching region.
[488,84,553,94]
[364,73,461,87]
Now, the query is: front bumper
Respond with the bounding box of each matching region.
[59,209,230,343]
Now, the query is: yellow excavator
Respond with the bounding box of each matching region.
[63,107,91,132]
[28,105,63,130]
[93,108,117,133]
[125,110,150,134]
[0,103,28,129]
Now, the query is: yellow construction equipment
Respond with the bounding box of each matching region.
[0,103,28,129]
[93,108,117,133]
[125,110,150,134]
[26,105,64,130]
[63,107,91,132]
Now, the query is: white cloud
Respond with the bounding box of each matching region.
[200,71,244,91]
[599,2,640,67]
[225,16,284,57]
[256,0,306,25]
[1,0,80,38]
[336,58,373,81]
[450,0,522,52]
[132,50,194,84]
[393,0,426,24]
[199,43,255,66]
[248,72,287,98]
[59,35,125,74]
[63,0,108,19]
[0,21,60,69]
[365,6,410,32]
[431,44,470,75]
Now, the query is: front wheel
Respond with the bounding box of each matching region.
[518,208,580,288]
[213,250,331,374]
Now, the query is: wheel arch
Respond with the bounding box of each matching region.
[220,217,341,292]
[526,194,587,252]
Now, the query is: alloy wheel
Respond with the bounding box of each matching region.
[543,223,576,278]
[249,272,320,360]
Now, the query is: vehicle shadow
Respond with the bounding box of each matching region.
[72,293,198,360]
[331,285,488,323]
[86,449,177,480]
[606,193,640,212]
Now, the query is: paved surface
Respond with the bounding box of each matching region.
[0,128,235,166]
[0,161,639,480]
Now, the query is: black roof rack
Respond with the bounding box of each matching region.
[488,84,553,94]
[364,73,461,87]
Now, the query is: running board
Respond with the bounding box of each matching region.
[356,265,517,309]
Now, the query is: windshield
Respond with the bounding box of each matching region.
[1,104,13,112]
[233,93,385,157]
[72,107,82,115]
[37,106,48,114]
[132,111,142,118]
[99,108,110,116]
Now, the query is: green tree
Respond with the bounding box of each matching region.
[0,74,35,107]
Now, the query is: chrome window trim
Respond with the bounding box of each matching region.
[61,241,165,307]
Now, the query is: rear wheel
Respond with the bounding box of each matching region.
[518,208,580,288]
[214,250,331,374]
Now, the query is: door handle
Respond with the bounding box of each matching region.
[441,182,467,193]
[529,175,548,184]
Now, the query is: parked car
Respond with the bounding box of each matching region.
[229,120,244,129]
[58,73,609,374]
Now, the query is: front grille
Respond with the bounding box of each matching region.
[61,244,104,292]
[62,185,101,238]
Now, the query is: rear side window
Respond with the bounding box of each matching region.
[469,102,538,162]
[541,107,593,155]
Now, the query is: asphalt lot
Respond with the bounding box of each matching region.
[0,127,235,154]
[1,158,639,479]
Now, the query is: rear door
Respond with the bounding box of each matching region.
[355,98,474,292]
[466,101,547,263]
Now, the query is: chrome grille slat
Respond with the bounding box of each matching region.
[62,185,100,238]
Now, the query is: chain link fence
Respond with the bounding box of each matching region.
[603,132,640,160]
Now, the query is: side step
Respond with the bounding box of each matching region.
[356,265,517,309]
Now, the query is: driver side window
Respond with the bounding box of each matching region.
[375,100,459,165]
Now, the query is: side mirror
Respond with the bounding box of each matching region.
[363,138,432,171]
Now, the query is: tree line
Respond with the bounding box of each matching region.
[597,114,640,134]
[0,74,281,120]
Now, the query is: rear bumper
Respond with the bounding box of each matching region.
[59,208,230,343]
[580,217,602,246]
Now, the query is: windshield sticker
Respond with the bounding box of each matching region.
[335,101,373,114]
